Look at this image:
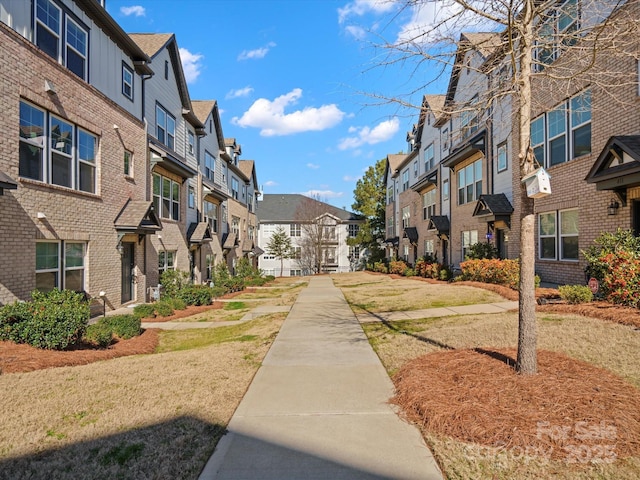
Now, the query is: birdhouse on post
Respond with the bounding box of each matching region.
[522,168,551,198]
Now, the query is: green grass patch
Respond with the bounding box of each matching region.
[224,302,247,310]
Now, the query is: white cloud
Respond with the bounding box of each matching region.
[344,25,367,40]
[238,42,276,61]
[232,88,346,137]
[120,5,145,16]
[307,163,320,170]
[301,190,344,199]
[338,117,400,150]
[263,180,278,187]
[179,48,203,84]
[226,86,254,100]
[343,175,360,182]
[338,0,395,23]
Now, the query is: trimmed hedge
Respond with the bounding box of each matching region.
[558,285,593,304]
[177,285,213,306]
[104,315,141,339]
[84,322,113,348]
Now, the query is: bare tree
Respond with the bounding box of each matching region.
[294,195,339,275]
[367,0,639,374]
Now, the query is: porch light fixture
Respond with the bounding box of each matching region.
[116,242,124,256]
[607,199,620,216]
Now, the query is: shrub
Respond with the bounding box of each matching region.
[459,259,521,289]
[133,304,156,319]
[159,269,189,299]
[372,261,387,273]
[558,285,594,304]
[0,301,32,343]
[177,285,213,306]
[154,301,174,317]
[83,322,113,347]
[166,297,187,310]
[104,315,141,339]
[404,268,416,277]
[583,228,640,283]
[465,242,499,260]
[599,250,640,308]
[210,286,228,299]
[389,260,408,275]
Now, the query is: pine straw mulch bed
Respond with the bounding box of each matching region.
[392,348,640,461]
[0,328,160,374]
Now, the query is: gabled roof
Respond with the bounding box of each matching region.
[187,222,213,245]
[0,171,17,195]
[383,153,409,183]
[586,136,640,194]
[414,94,446,146]
[129,33,204,131]
[238,160,259,192]
[225,138,242,156]
[473,193,514,217]
[257,194,363,223]
[114,200,162,233]
[403,227,419,244]
[192,100,225,149]
[428,216,450,235]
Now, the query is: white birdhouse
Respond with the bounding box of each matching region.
[522,168,551,198]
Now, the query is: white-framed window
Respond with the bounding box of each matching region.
[290,223,301,237]
[122,63,134,100]
[402,169,409,191]
[324,247,337,264]
[442,179,449,201]
[402,206,410,229]
[348,224,359,238]
[242,185,246,199]
[65,17,87,80]
[204,150,215,181]
[19,101,97,193]
[413,160,418,177]
[424,143,435,171]
[36,240,86,293]
[290,269,302,277]
[158,250,176,278]
[349,245,360,260]
[293,246,302,259]
[248,225,255,240]
[462,230,478,259]
[424,239,434,255]
[539,209,579,261]
[497,142,508,172]
[442,128,449,151]
[323,225,336,240]
[461,95,479,140]
[156,104,175,150]
[205,254,215,281]
[403,244,409,262]
[457,159,482,205]
[34,0,89,81]
[533,0,579,72]
[188,131,195,156]
[387,185,394,205]
[188,185,195,209]
[231,216,240,235]
[203,200,217,233]
[531,90,591,168]
[423,189,436,220]
[124,150,133,177]
[152,173,180,221]
[231,177,239,200]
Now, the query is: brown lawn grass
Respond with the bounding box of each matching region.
[336,272,640,480]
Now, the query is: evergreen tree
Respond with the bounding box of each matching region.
[266,226,294,277]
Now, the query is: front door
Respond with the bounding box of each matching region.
[633,200,640,236]
[121,243,135,304]
[496,229,507,259]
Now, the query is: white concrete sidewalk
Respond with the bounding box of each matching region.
[199,276,443,480]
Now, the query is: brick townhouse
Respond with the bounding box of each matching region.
[385,1,640,287]
[0,0,155,308]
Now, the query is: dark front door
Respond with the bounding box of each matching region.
[121,243,135,303]
[496,229,507,259]
[633,200,640,237]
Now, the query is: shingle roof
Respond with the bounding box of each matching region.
[462,32,502,58]
[473,193,514,217]
[187,222,212,244]
[128,33,173,57]
[387,154,407,175]
[114,200,162,232]
[257,194,363,223]
[191,100,216,124]
[424,94,446,118]
[238,160,254,179]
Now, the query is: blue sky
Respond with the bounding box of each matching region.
[107,0,443,209]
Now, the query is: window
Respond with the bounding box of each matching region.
[204,151,215,180]
[462,230,478,259]
[424,239,434,255]
[457,159,482,205]
[443,179,449,201]
[497,142,508,172]
[291,269,302,277]
[293,246,302,259]
[323,225,336,240]
[248,225,255,240]
[156,104,175,150]
[402,169,409,191]
[442,128,449,151]
[124,150,133,176]
[534,0,579,71]
[158,250,176,278]
[413,160,418,177]
[403,245,409,262]
[423,189,436,220]
[570,90,591,158]
[349,245,360,260]
[205,254,215,281]
[425,143,435,171]
[231,217,240,235]
[538,209,579,261]
[531,90,591,168]
[19,101,97,193]
[461,95,479,140]
[164,60,169,80]
[152,173,180,221]
[348,224,359,238]
[231,177,239,200]
[35,0,88,80]
[203,200,217,232]
[242,185,246,199]
[36,241,85,292]
[188,131,195,156]
[387,185,394,205]
[290,224,301,237]
[188,185,195,209]
[402,206,410,229]
[65,18,87,79]
[122,63,134,100]
[324,247,336,264]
